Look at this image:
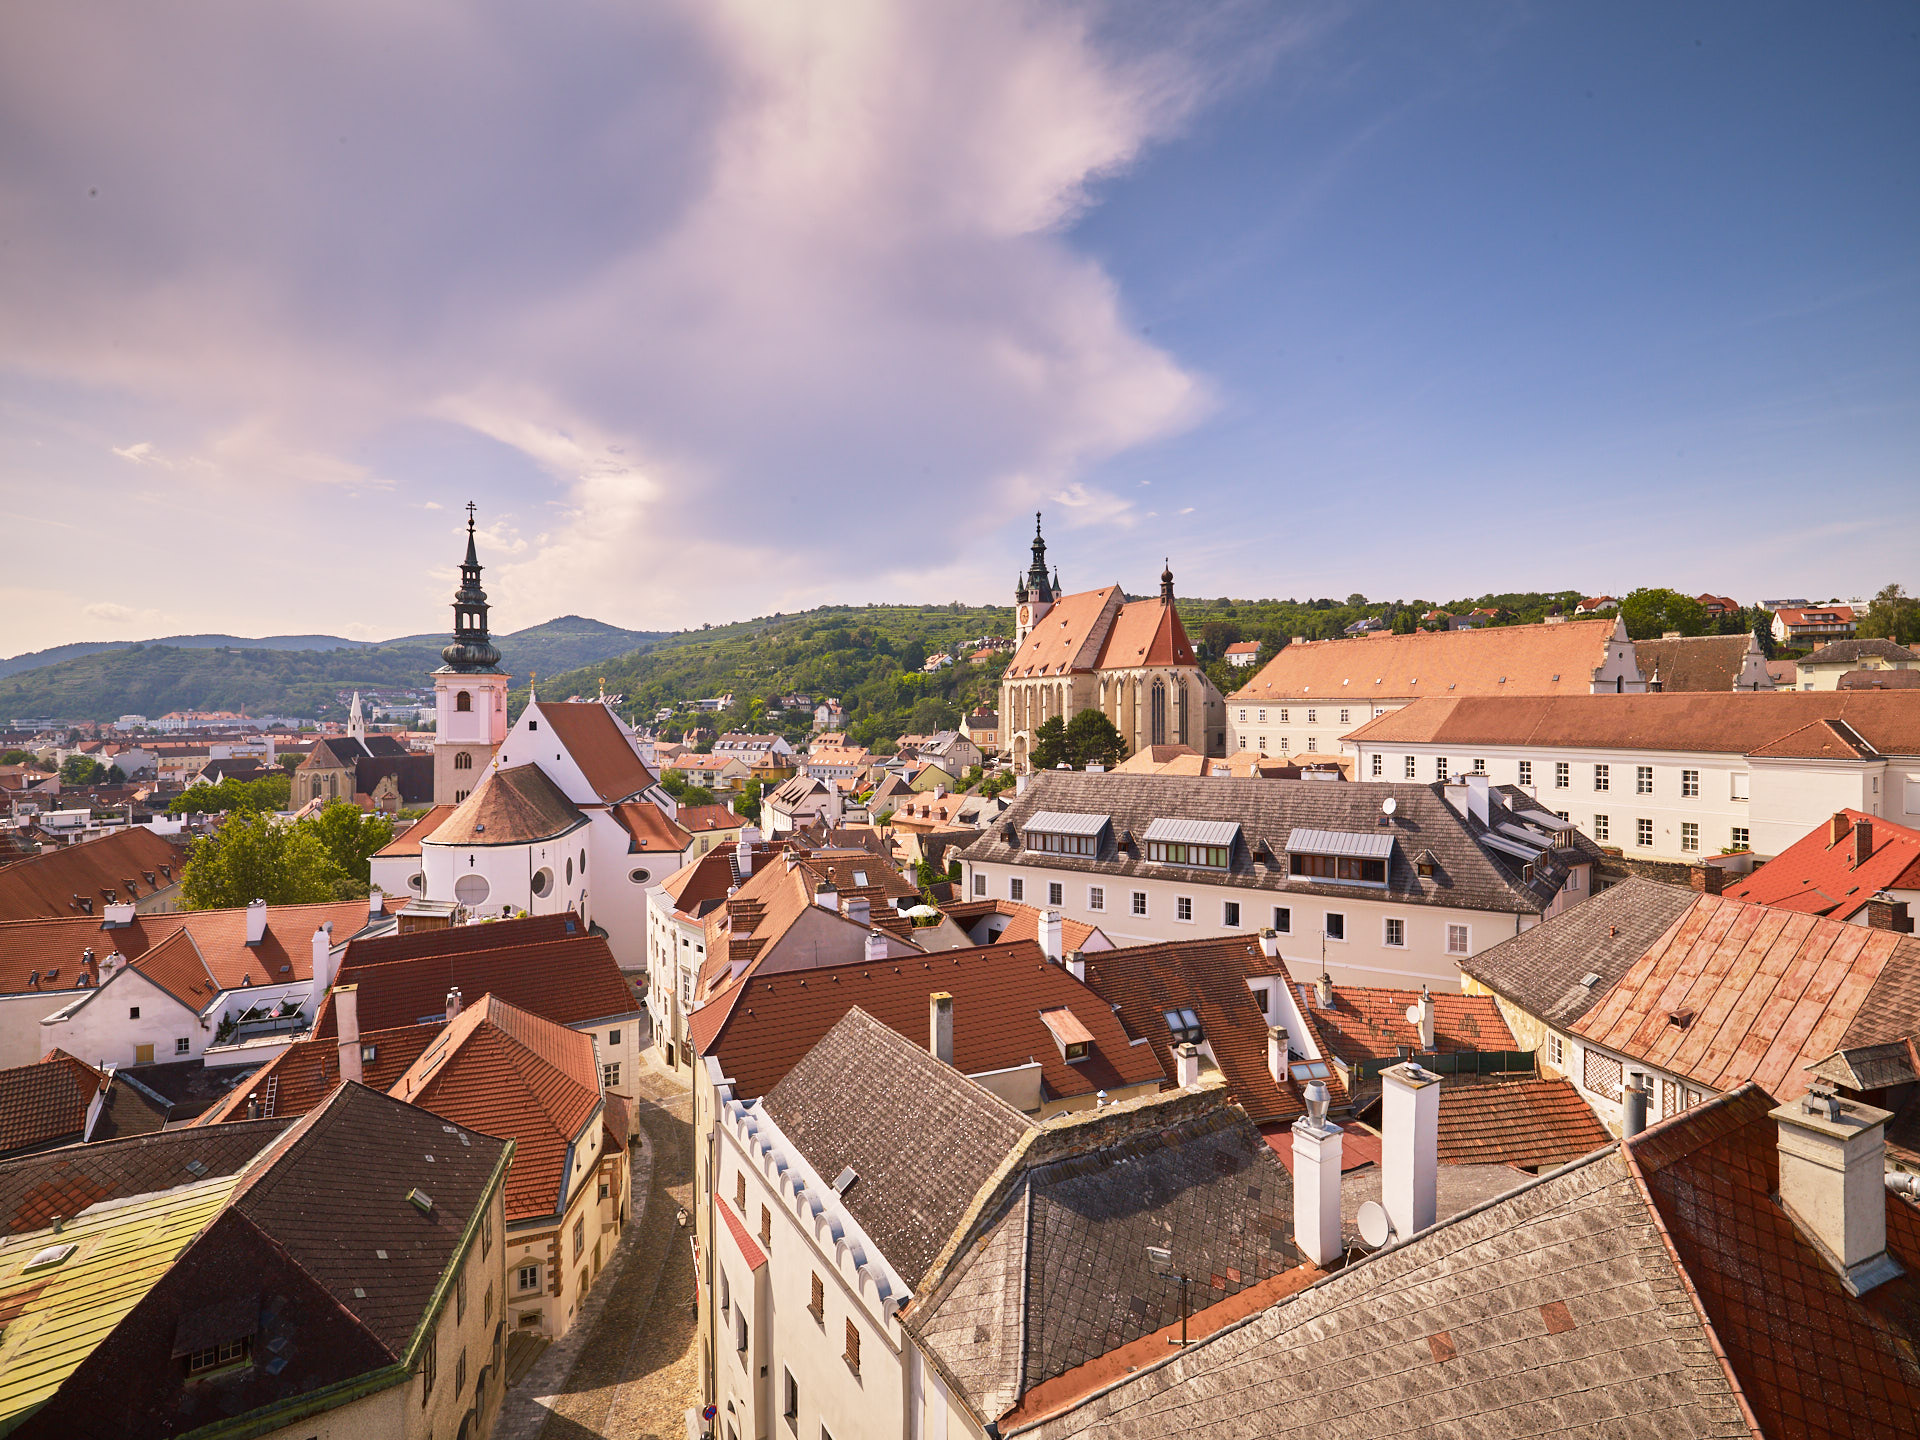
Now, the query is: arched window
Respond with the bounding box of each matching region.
[456,691,472,713]
[454,751,473,771]
[1150,680,1168,747]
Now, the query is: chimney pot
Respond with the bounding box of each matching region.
[445,986,463,1021]
[929,991,954,1066]
[736,839,754,876]
[1257,927,1280,960]
[368,887,383,921]
[1771,1089,1902,1296]
[864,929,887,963]
[1038,909,1064,961]
[815,878,839,911]
[1268,1026,1289,1085]
[1066,950,1086,983]
[1381,1061,1441,1240]
[1291,1095,1343,1268]
[1315,972,1334,1008]
[1691,864,1725,896]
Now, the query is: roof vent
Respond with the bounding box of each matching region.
[185,1159,208,1177]
[832,1166,858,1196]
[406,1188,434,1214]
[24,1242,78,1273]
[1579,972,1601,988]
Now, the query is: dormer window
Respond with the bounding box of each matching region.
[1142,819,1239,869]
[1163,1008,1203,1044]
[1023,811,1109,857]
[1285,828,1392,887]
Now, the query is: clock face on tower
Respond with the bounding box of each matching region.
[1019,605,1030,627]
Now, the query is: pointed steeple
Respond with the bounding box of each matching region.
[1161,559,1175,604]
[1026,512,1054,604]
[348,691,366,742]
[439,501,502,673]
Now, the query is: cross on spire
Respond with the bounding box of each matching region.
[466,500,477,531]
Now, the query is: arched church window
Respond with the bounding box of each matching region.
[1150,680,1168,747]
[456,691,472,713]
[454,751,473,771]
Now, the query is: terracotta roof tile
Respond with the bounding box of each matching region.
[373,804,455,858]
[677,804,749,833]
[1725,810,1920,921]
[717,1194,766,1271]
[612,801,692,854]
[428,762,588,847]
[195,1021,443,1125]
[0,828,185,921]
[1430,1076,1612,1168]
[1006,587,1123,678]
[531,699,659,803]
[1633,634,1767,692]
[1305,983,1515,1064]
[0,1052,102,1155]
[1094,597,1196,670]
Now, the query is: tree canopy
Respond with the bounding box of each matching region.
[59,755,108,785]
[1619,588,1710,640]
[167,773,292,816]
[179,801,393,909]
[1860,584,1920,646]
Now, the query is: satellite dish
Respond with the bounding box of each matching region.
[1357,1200,1395,1250]
[1382,797,1397,816]
[1405,1004,1423,1027]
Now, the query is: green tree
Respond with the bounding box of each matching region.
[736,778,763,824]
[1064,709,1127,768]
[1030,716,1069,771]
[60,755,108,785]
[0,750,33,766]
[1619,588,1710,640]
[908,697,960,734]
[180,811,340,909]
[307,802,394,886]
[1859,584,1920,646]
[167,773,291,816]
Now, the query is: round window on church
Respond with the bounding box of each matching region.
[454,873,490,906]
[629,868,650,885]
[531,868,553,898]
[565,858,573,884]
[408,873,424,891]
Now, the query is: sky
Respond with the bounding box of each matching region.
[1,1,1914,654]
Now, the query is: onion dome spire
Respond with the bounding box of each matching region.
[439,501,503,672]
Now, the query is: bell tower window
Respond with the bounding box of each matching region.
[456,691,472,713]
[454,752,473,771]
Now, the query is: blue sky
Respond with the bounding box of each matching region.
[0,2,1913,652]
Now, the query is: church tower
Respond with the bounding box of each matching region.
[432,504,511,806]
[1013,512,1056,646]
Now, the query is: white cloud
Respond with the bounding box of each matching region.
[0,1,1274,642]
[83,601,137,623]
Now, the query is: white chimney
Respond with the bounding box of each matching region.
[1406,986,1435,1051]
[1291,1081,1343,1268]
[864,929,888,963]
[445,986,464,1021]
[1465,773,1490,827]
[1267,1026,1290,1085]
[929,991,953,1066]
[736,839,754,876]
[844,896,871,927]
[101,901,135,927]
[1038,910,1064,961]
[1066,950,1086,983]
[1257,928,1280,960]
[815,879,839,911]
[1015,772,1029,797]
[934,783,947,800]
[335,983,363,1084]
[1175,1042,1202,1088]
[1772,1090,1902,1295]
[368,887,383,921]
[310,922,335,999]
[1381,1061,1441,1241]
[245,898,267,946]
[1315,972,1335,1009]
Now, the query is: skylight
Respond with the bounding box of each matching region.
[1163,1008,1203,1044]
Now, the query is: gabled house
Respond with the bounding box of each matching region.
[1795,637,1919,690]
[1724,809,1920,927]
[0,826,185,922]
[1772,603,1857,647]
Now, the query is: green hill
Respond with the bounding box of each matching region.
[0,616,663,723]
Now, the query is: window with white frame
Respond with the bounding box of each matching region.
[1370,755,1382,778]
[1238,709,1247,723]
[1594,764,1609,792]
[1088,885,1105,911]
[1280,709,1289,722]
[1324,912,1345,941]
[1131,891,1148,917]
[1009,878,1024,901]
[1594,814,1610,842]
[1404,755,1417,779]
[973,873,986,897]
[1446,924,1469,956]
[1636,765,1653,794]
[1306,709,1317,723]
[1731,826,1749,850]
[602,1062,620,1089]
[1307,737,1317,752]
[1518,759,1532,786]
[1384,917,1405,947]
[1546,1032,1564,1068]
[517,1263,541,1293]
[1731,771,1749,802]
[1258,737,1268,751]
[1239,736,1248,749]
[1554,762,1569,789]
[1339,709,1350,724]
[1637,818,1654,847]
[1223,900,1241,927]
[1471,758,1486,775]
[1273,906,1291,933]
[1048,882,1063,906]
[1681,822,1699,851]
[1259,710,1267,723]
[1176,896,1193,922]
[1681,769,1700,798]
[1557,810,1570,822]
[1436,757,1449,781]
[1280,737,1289,752]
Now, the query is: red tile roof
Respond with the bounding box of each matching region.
[533,700,658,803]
[312,927,638,1038]
[694,940,1163,1105]
[1006,587,1123,678]
[718,1194,767,1271]
[1077,936,1343,1125]
[1230,618,1623,703]
[109,896,402,1009]
[373,805,455,858]
[0,1051,100,1155]
[428,763,587,847]
[1572,893,1905,1103]
[388,994,604,1222]
[677,804,749,834]
[1095,597,1197,670]
[340,910,580,967]
[1630,1084,1920,1439]
[612,801,692,854]
[1305,985,1515,1065]
[1725,810,1920,922]
[0,828,184,921]
[195,1021,443,1125]
[1431,1077,1611,1168]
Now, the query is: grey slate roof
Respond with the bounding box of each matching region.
[911,1103,1294,1425]
[1801,637,1917,665]
[960,774,1598,917]
[1458,877,1697,1029]
[759,1008,1034,1289]
[1025,1146,1752,1440]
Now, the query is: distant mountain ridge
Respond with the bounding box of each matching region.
[0,615,664,721]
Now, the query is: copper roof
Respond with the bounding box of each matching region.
[1229,618,1624,702]
[1348,689,1920,756]
[532,700,658,803]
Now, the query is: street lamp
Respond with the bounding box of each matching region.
[1146,1244,1191,1347]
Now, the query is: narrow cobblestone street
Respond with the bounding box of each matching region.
[497,1054,700,1440]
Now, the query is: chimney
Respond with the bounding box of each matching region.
[1175,1042,1202,1088]
[1257,928,1280,960]
[310,922,335,998]
[1623,1072,1651,1137]
[1066,950,1086,982]
[1690,864,1725,896]
[1465,773,1490,827]
[445,986,464,1021]
[1830,812,1853,845]
[335,984,363,1084]
[101,900,135,927]
[736,839,754,876]
[244,898,267,946]
[1771,1088,1902,1296]
[929,991,953,1066]
[864,929,888,963]
[367,887,383,921]
[1866,898,1914,934]
[1854,818,1874,868]
[1038,910,1064,961]
[1291,1080,1342,1268]
[934,783,946,800]
[1015,772,1028,797]
[844,896,871,927]
[1315,972,1335,1009]
[1267,1026,1290,1085]
[814,878,839,911]
[1380,1061,1441,1241]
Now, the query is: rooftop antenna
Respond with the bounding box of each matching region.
[1356,1200,1396,1250]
